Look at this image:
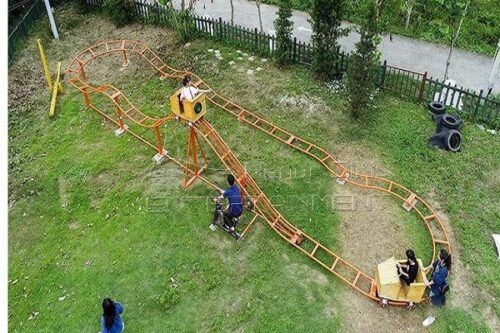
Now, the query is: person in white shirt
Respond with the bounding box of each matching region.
[180,76,209,102]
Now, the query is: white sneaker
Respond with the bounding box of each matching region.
[422,316,436,327]
[209,224,217,231]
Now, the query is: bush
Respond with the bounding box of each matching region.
[103,0,137,27]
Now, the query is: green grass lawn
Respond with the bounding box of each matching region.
[8,5,499,332]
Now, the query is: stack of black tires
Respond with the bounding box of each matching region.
[427,101,463,152]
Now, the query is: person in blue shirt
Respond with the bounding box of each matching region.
[217,174,243,231]
[422,249,451,327]
[101,298,124,333]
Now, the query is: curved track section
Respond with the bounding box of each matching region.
[66,40,451,306]
[195,118,381,303]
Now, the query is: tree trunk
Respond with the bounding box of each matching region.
[375,0,383,20]
[405,6,412,29]
[181,0,185,11]
[444,1,470,80]
[256,0,263,33]
[230,0,234,25]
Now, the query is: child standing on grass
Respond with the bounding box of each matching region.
[101,298,124,333]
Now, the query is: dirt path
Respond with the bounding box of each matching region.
[329,146,495,332]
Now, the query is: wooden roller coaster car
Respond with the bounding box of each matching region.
[375,257,427,305]
[170,89,207,123]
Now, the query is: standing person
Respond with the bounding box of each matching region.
[422,249,451,327]
[216,174,243,231]
[101,298,124,333]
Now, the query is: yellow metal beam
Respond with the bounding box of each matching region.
[49,61,62,118]
[37,39,52,91]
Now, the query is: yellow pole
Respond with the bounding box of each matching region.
[49,62,62,117]
[37,39,52,91]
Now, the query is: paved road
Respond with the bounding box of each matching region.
[171,0,498,93]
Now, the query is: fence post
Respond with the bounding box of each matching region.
[380,60,387,88]
[254,28,258,50]
[474,89,484,117]
[419,71,428,102]
[219,17,223,40]
[293,37,297,63]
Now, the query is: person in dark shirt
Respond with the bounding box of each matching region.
[217,174,243,231]
[422,249,452,327]
[101,298,124,333]
[397,249,419,285]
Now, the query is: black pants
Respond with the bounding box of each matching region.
[223,210,241,228]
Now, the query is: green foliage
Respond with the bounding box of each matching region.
[103,0,137,27]
[8,6,500,330]
[346,1,382,119]
[159,0,197,43]
[310,0,349,80]
[261,0,499,55]
[274,0,294,67]
[158,285,180,310]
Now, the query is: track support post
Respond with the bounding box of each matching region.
[82,87,90,107]
[152,126,167,164]
[113,94,129,137]
[183,125,208,188]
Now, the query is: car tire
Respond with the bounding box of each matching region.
[428,101,446,115]
[440,114,462,130]
[444,130,462,152]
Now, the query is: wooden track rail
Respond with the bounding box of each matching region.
[66,40,451,307]
[195,118,383,304]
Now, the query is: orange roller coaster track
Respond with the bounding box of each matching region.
[66,40,451,307]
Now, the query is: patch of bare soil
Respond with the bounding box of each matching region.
[332,144,412,272]
[332,145,428,332]
[331,145,496,333]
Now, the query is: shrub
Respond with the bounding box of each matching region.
[103,0,137,27]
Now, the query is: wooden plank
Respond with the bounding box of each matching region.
[310,244,320,257]
[353,272,361,286]
[331,257,340,270]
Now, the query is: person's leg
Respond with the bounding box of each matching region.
[423,297,443,326]
[222,209,234,229]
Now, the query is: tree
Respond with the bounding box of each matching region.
[310,0,349,80]
[402,0,418,29]
[274,0,294,67]
[253,0,264,33]
[229,0,234,25]
[346,0,384,119]
[159,0,198,43]
[441,0,470,80]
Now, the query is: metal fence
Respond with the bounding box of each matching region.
[8,0,46,65]
[76,0,500,127]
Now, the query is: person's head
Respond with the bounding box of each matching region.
[405,249,416,262]
[182,75,191,87]
[102,298,116,329]
[227,174,235,186]
[439,249,452,270]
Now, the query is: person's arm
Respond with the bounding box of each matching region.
[114,302,124,315]
[216,189,226,200]
[101,316,107,333]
